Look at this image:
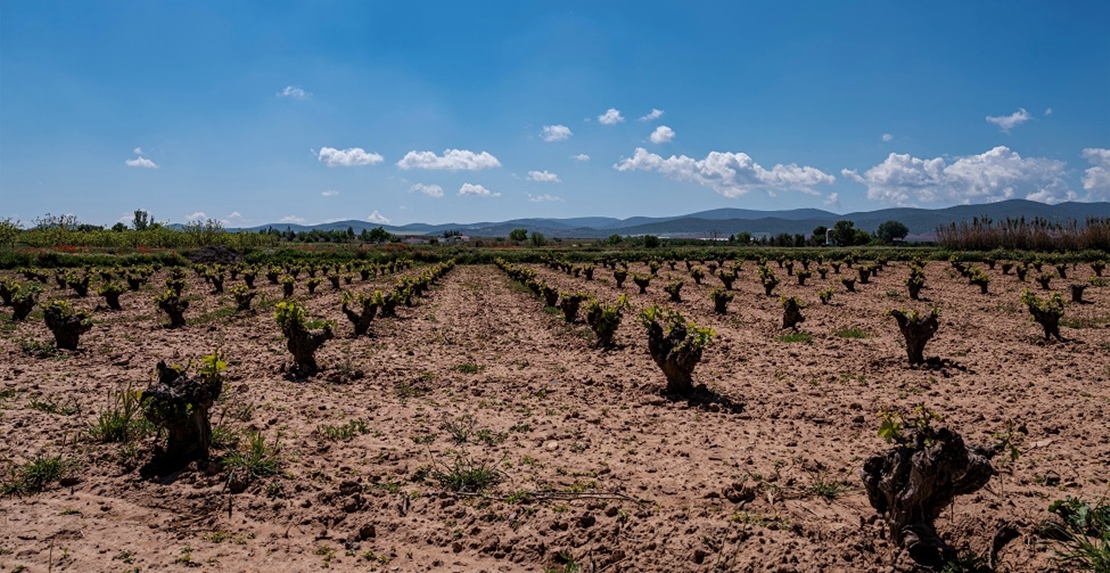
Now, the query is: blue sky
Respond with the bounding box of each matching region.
[2,1,1108,227]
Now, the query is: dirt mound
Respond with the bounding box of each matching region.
[185,245,242,264]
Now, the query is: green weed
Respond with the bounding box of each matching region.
[1,454,74,496]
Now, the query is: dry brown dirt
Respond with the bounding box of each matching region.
[0,260,1107,572]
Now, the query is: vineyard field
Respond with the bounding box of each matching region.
[1,259,1108,572]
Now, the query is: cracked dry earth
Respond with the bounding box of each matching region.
[0,261,1108,572]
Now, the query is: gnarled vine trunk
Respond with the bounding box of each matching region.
[142,361,223,468]
[343,302,379,337]
[888,311,938,365]
[646,321,703,395]
[44,308,92,350]
[1070,284,1086,304]
[158,298,189,328]
[542,286,559,308]
[860,428,995,568]
[782,300,805,329]
[103,292,122,310]
[285,325,335,373]
[1029,306,1062,341]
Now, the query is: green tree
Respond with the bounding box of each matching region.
[831,220,868,246]
[132,209,153,231]
[876,220,910,244]
[362,227,392,244]
[811,225,828,245]
[509,228,528,242]
[529,231,547,247]
[607,234,623,245]
[643,235,661,248]
[0,218,21,248]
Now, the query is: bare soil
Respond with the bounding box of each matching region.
[1,260,1108,572]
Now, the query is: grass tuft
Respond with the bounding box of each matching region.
[224,430,283,481]
[431,453,504,493]
[776,332,813,344]
[1,454,74,496]
[88,384,150,443]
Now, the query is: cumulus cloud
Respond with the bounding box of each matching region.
[527,170,561,183]
[541,125,572,142]
[1081,148,1110,200]
[321,190,339,197]
[126,156,158,168]
[842,146,1074,206]
[882,133,893,142]
[133,147,143,155]
[573,153,590,162]
[598,108,624,125]
[367,210,391,224]
[317,147,384,167]
[614,147,835,198]
[458,183,500,197]
[528,193,562,202]
[409,183,444,198]
[397,149,501,171]
[639,108,664,122]
[227,212,242,219]
[1045,108,1053,116]
[280,86,310,99]
[184,212,208,222]
[823,193,840,208]
[986,108,1032,132]
[279,215,306,224]
[650,126,675,144]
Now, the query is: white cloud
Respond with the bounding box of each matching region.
[458,183,500,197]
[614,147,835,198]
[126,156,158,168]
[650,125,675,144]
[639,108,664,122]
[541,125,572,142]
[1081,148,1110,200]
[227,211,242,219]
[133,147,143,155]
[986,108,1032,132]
[317,147,384,167]
[598,108,624,125]
[823,193,840,208]
[367,210,391,224]
[842,146,1074,206]
[528,193,563,202]
[185,211,208,222]
[321,189,339,197]
[1045,108,1053,116]
[573,153,590,162]
[881,133,893,142]
[527,170,561,183]
[280,85,309,99]
[279,215,306,224]
[397,149,501,171]
[409,183,444,198]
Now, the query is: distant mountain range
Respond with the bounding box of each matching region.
[237,200,1110,241]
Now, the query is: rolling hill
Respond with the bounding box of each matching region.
[239,200,1110,240]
